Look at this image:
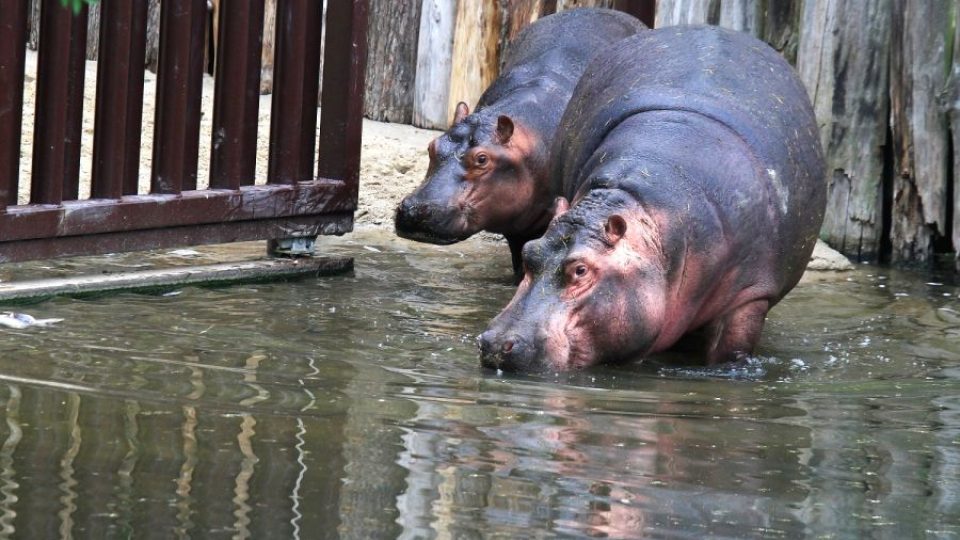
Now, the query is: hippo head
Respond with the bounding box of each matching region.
[478,189,668,372]
[395,102,548,244]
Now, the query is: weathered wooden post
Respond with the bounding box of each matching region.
[446,0,501,126]
[655,0,719,26]
[889,0,953,263]
[413,0,456,129]
[796,0,892,262]
[364,0,422,124]
[951,9,960,268]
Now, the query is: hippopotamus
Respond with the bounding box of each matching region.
[478,25,826,371]
[394,9,646,278]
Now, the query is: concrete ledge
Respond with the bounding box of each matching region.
[0,256,353,304]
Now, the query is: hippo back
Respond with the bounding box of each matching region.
[475,9,647,133]
[500,8,646,76]
[552,25,826,293]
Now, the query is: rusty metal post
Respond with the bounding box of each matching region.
[31,0,88,205]
[210,0,264,190]
[267,0,323,185]
[317,0,368,199]
[91,0,149,199]
[151,0,206,194]
[0,0,29,209]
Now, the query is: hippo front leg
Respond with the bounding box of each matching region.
[704,299,770,365]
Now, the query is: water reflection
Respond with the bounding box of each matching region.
[0,230,955,538]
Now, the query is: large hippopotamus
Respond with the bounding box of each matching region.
[394,9,646,278]
[479,26,826,371]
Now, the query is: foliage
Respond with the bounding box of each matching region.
[59,0,98,15]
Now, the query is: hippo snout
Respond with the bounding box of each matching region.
[478,330,539,371]
[394,197,469,245]
[395,197,426,230]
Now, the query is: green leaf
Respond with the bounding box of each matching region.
[59,0,99,15]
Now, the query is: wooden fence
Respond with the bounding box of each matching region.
[0,0,367,263]
[366,0,959,269]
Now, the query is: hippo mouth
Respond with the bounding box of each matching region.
[394,205,476,245]
[394,227,468,245]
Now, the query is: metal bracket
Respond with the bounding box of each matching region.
[268,236,317,258]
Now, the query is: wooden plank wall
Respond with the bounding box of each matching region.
[657,0,959,267]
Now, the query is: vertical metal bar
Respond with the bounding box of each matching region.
[317,0,368,199]
[267,0,323,185]
[151,0,206,195]
[91,0,149,199]
[0,0,29,209]
[210,0,264,189]
[31,0,88,205]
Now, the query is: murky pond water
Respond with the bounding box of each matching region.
[0,228,958,538]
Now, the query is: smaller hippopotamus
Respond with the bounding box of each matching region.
[395,9,646,278]
[479,26,826,371]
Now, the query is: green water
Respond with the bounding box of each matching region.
[0,229,957,539]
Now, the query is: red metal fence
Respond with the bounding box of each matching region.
[0,0,367,263]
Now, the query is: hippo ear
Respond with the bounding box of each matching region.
[551,197,570,220]
[453,102,470,124]
[604,214,627,245]
[495,115,514,144]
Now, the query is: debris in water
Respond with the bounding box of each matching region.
[167,249,203,257]
[363,246,382,253]
[0,312,63,329]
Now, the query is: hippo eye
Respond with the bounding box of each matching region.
[564,262,591,286]
[475,153,489,166]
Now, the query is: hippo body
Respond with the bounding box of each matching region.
[480,26,826,371]
[395,9,646,278]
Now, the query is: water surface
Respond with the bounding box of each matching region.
[0,229,958,538]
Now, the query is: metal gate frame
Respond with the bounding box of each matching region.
[0,0,367,263]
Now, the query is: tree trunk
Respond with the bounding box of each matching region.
[413,0,456,129]
[655,0,720,27]
[796,0,891,262]
[447,0,501,125]
[889,0,952,263]
[363,0,422,124]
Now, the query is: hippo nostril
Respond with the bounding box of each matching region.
[502,340,514,354]
[397,198,414,218]
[478,331,495,357]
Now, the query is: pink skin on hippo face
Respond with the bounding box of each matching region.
[395,103,548,248]
[479,192,671,371]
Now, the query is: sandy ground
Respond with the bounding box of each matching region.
[14,49,849,271]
